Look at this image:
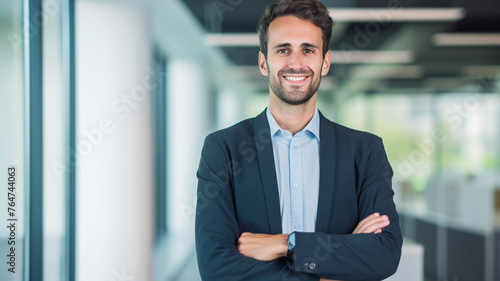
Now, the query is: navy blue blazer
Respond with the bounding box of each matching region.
[195,109,402,281]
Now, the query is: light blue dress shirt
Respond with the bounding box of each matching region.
[266,108,320,234]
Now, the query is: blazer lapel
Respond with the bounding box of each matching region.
[254,110,282,234]
[315,112,336,233]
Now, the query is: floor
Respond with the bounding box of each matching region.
[173,251,202,281]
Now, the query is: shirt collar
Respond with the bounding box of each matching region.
[266,107,320,141]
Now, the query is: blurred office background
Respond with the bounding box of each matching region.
[0,0,500,280]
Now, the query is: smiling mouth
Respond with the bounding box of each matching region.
[283,76,308,82]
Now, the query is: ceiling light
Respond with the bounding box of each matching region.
[462,66,500,77]
[330,50,414,64]
[328,8,465,22]
[424,77,476,89]
[349,65,424,79]
[433,33,500,46]
[204,34,259,46]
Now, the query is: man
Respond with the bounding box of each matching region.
[195,0,402,280]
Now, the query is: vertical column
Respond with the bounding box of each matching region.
[62,0,76,280]
[76,2,154,280]
[167,59,212,233]
[25,0,44,280]
[154,50,168,239]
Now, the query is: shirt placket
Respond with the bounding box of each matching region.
[289,135,303,232]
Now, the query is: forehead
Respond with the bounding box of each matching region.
[267,15,323,47]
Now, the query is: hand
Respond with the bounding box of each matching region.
[236,232,289,261]
[352,212,390,234]
[321,213,388,281]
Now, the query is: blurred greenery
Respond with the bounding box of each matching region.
[337,92,499,192]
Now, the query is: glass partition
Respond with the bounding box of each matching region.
[0,1,26,280]
[42,0,67,280]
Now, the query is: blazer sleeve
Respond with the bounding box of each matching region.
[195,134,320,281]
[290,137,403,281]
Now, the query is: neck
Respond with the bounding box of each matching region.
[268,95,316,135]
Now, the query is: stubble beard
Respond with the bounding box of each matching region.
[268,65,322,106]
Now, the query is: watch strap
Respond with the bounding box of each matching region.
[286,232,296,260]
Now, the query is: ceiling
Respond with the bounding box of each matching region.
[180,0,500,96]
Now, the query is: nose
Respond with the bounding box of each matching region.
[288,51,304,70]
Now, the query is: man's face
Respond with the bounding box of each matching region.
[259,15,331,106]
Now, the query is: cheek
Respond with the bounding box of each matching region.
[268,65,281,77]
[268,58,287,72]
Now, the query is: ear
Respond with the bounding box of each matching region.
[321,50,331,76]
[258,51,268,76]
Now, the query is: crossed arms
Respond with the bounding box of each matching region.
[237,212,391,281]
[195,132,402,281]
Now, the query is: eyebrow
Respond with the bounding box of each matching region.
[302,43,319,49]
[272,42,320,49]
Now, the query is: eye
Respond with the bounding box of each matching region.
[303,49,314,54]
[277,49,289,54]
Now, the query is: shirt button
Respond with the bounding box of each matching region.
[294,225,301,230]
[309,262,317,270]
[293,183,298,188]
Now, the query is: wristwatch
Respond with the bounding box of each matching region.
[286,232,296,260]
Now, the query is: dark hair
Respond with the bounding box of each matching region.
[257,0,334,59]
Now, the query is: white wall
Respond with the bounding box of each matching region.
[167,59,211,234]
[76,2,153,280]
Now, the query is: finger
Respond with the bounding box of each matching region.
[356,213,380,229]
[359,212,380,225]
[354,215,390,233]
[364,216,390,230]
[238,235,253,245]
[360,216,390,233]
[353,212,379,233]
[237,237,244,245]
[353,213,380,233]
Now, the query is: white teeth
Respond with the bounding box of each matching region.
[285,76,307,81]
